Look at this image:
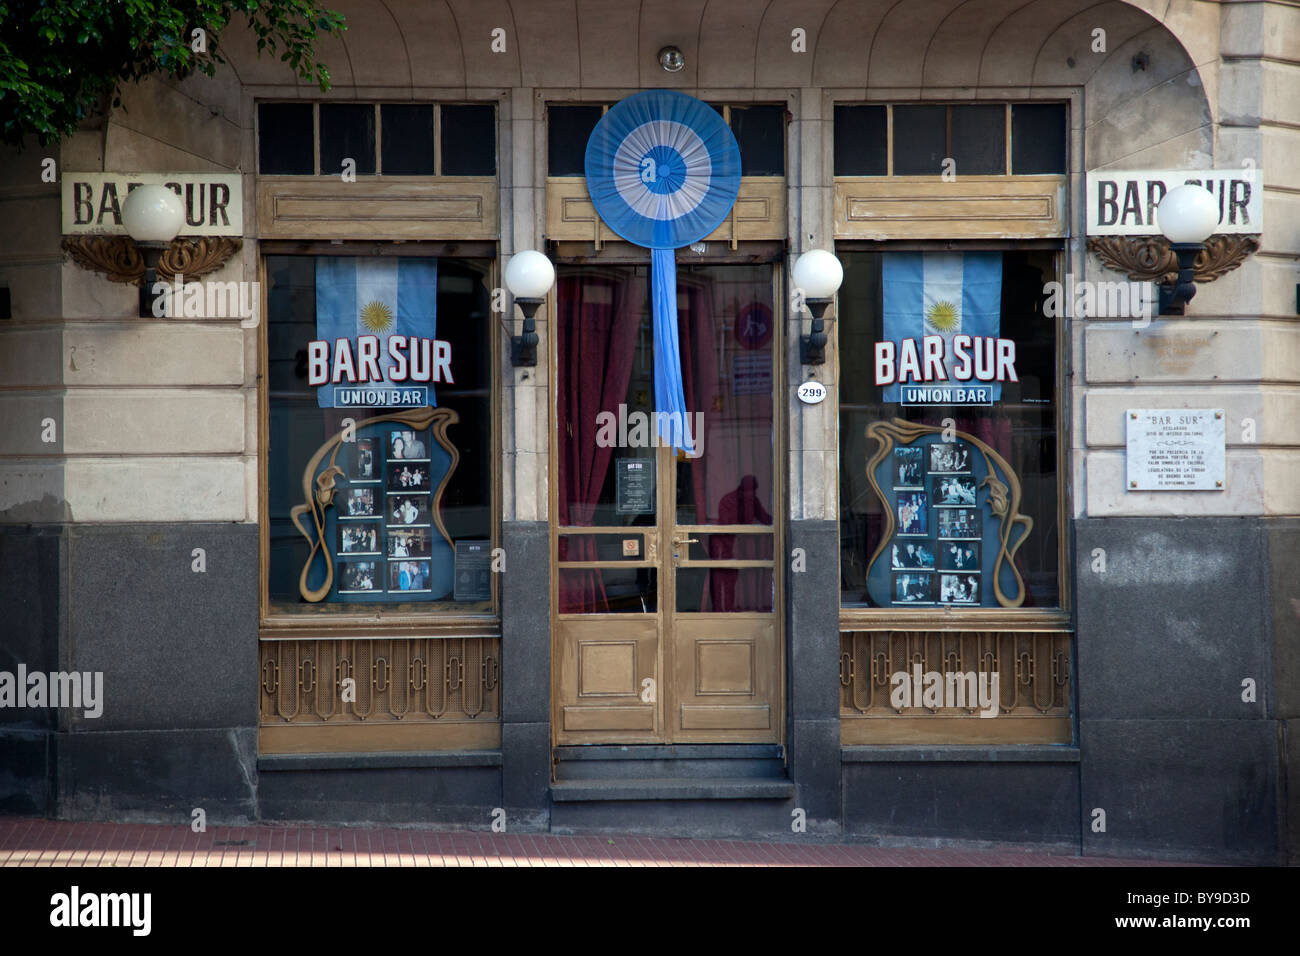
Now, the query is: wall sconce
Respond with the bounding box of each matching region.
[658,46,685,73]
[121,185,185,317]
[792,249,843,366]
[1154,184,1221,315]
[505,250,556,367]
[60,182,242,315]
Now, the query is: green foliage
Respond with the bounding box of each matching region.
[0,0,346,146]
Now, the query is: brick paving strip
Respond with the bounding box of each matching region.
[0,817,1187,868]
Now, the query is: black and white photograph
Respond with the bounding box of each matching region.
[895,491,928,535]
[390,429,429,460]
[388,460,432,492]
[339,521,382,555]
[389,494,431,527]
[940,541,980,572]
[893,446,924,489]
[389,559,432,593]
[351,437,377,481]
[891,540,935,570]
[939,573,981,605]
[388,527,432,558]
[893,572,934,604]
[342,487,377,518]
[338,560,380,594]
[938,507,981,540]
[928,441,971,474]
[932,474,977,507]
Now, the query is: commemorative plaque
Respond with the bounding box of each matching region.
[1125,409,1225,491]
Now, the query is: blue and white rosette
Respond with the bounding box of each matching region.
[585,91,742,453]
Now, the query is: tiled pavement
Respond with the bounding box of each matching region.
[0,817,1187,866]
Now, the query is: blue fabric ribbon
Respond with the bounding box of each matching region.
[651,248,693,453]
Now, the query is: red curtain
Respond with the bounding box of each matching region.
[556,271,646,613]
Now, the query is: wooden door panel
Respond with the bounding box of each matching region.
[669,617,779,742]
[554,617,659,743]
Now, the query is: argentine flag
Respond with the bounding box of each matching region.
[881,253,1002,403]
[314,257,437,408]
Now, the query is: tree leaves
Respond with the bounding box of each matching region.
[0,0,346,147]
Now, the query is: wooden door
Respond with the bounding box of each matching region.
[552,263,782,745]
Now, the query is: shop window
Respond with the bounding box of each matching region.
[1012,103,1067,174]
[257,102,497,176]
[381,105,436,175]
[833,105,887,176]
[837,249,1062,609]
[258,103,314,175]
[264,255,494,613]
[440,105,497,176]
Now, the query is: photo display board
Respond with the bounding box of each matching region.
[301,421,456,603]
[864,435,1012,608]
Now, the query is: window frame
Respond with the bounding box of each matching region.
[255,241,503,637]
[834,237,1072,629]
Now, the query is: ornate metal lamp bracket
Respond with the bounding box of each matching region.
[61,235,242,284]
[1086,234,1259,285]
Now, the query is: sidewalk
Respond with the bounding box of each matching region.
[0,817,1188,867]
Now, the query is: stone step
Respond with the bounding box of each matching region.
[553,744,786,781]
[549,777,795,802]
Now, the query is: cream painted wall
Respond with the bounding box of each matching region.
[0,0,1293,528]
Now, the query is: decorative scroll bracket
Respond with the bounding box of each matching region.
[1086,234,1259,285]
[290,406,460,603]
[61,235,242,284]
[864,419,1033,609]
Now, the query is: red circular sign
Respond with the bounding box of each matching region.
[734,303,774,349]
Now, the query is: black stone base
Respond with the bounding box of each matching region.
[257,754,503,827]
[842,748,1081,847]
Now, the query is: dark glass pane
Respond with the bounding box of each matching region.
[558,533,647,561]
[891,105,947,175]
[730,105,785,176]
[834,105,887,176]
[837,250,1060,609]
[319,103,376,176]
[685,533,774,562]
[258,103,314,174]
[440,104,496,175]
[381,104,435,175]
[548,105,603,176]
[559,568,657,614]
[676,568,774,612]
[1012,103,1067,174]
[950,105,1006,175]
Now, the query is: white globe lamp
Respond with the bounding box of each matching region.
[792,249,843,365]
[505,250,555,367]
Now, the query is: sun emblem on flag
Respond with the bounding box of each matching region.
[926,300,959,333]
[359,300,394,334]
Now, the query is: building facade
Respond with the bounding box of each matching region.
[1,0,1296,863]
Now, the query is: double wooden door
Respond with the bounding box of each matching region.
[552,263,782,744]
